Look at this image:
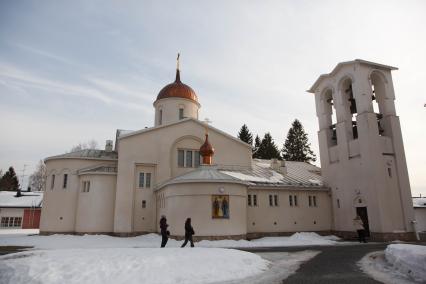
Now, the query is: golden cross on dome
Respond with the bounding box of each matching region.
[177,53,180,70]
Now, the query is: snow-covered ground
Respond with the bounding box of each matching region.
[0,231,341,249]
[0,248,269,284]
[0,229,39,235]
[359,244,426,284]
[0,231,333,284]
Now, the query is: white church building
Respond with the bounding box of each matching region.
[40,59,417,241]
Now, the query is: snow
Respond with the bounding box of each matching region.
[0,248,269,284]
[359,244,426,284]
[0,229,39,235]
[220,171,272,183]
[0,232,341,250]
[0,191,43,207]
[385,244,426,282]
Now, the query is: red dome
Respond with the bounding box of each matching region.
[155,70,198,103]
[200,134,214,165]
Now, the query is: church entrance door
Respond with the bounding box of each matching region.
[356,207,370,237]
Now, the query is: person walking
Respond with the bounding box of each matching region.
[160,215,169,248]
[353,215,367,243]
[181,218,195,248]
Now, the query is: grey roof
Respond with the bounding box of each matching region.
[157,159,327,191]
[220,159,325,188]
[0,191,43,208]
[45,149,118,161]
[78,164,118,175]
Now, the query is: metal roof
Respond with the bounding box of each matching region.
[156,159,327,191]
[45,149,118,161]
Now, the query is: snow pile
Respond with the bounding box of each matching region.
[385,244,426,282]
[198,232,339,248]
[0,248,269,284]
[0,231,340,249]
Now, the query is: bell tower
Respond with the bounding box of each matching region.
[309,59,415,241]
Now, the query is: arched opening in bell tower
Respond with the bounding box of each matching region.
[322,88,338,146]
[370,71,388,136]
[340,77,358,140]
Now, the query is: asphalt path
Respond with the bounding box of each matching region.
[240,243,389,283]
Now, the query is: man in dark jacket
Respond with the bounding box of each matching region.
[160,215,169,248]
[181,218,195,247]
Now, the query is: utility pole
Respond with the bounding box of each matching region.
[20,164,28,191]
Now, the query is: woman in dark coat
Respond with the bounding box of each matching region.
[181,218,195,247]
[160,215,169,248]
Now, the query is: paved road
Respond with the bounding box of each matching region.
[241,243,388,284]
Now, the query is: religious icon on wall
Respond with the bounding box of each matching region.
[212,195,229,219]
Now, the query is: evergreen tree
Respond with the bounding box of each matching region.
[256,133,281,160]
[237,124,253,146]
[282,119,316,162]
[252,135,261,158]
[0,167,20,191]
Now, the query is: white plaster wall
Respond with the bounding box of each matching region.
[75,174,117,233]
[314,62,415,235]
[154,97,200,127]
[114,119,251,233]
[158,183,247,237]
[247,189,332,233]
[40,159,117,233]
[0,208,24,228]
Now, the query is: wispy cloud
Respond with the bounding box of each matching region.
[11,42,78,66]
[0,62,150,111]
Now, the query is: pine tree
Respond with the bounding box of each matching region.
[237,124,253,146]
[256,133,281,160]
[252,135,261,158]
[282,119,316,162]
[0,166,20,191]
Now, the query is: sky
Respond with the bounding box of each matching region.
[0,0,425,195]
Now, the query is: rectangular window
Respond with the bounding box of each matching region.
[51,174,55,190]
[179,108,184,120]
[313,196,317,207]
[194,151,201,167]
[146,173,151,188]
[178,150,185,167]
[142,200,146,208]
[159,109,163,125]
[14,217,22,227]
[253,195,257,206]
[337,198,340,208]
[139,173,145,188]
[269,195,273,206]
[388,167,392,177]
[274,195,278,206]
[248,194,252,206]
[294,195,298,206]
[63,174,68,189]
[1,217,8,227]
[289,195,293,206]
[309,196,312,207]
[186,150,193,167]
